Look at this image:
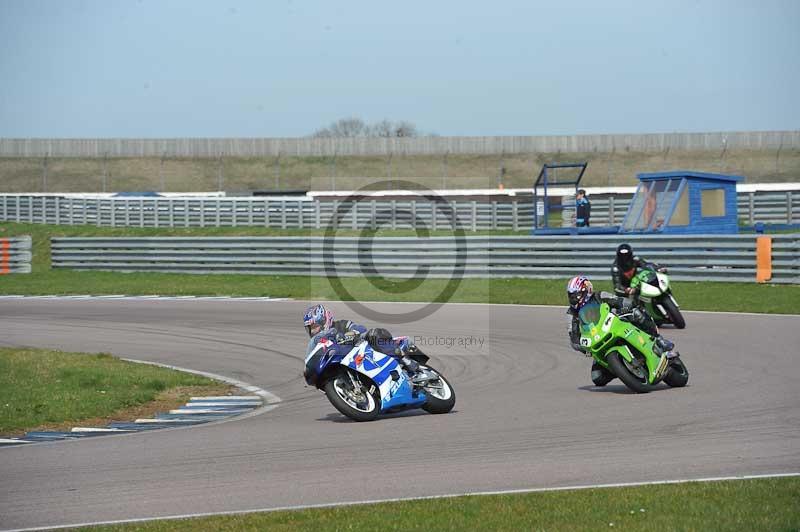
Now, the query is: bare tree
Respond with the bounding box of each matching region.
[310,117,427,138]
[394,121,417,138]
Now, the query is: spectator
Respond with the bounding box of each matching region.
[576,189,591,227]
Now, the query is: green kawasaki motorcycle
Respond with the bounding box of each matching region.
[629,267,686,329]
[578,297,689,393]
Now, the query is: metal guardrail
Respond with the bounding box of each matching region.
[3,192,798,230]
[51,234,799,283]
[0,236,32,274]
[1,196,533,231]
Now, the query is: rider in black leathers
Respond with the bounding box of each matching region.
[611,243,667,297]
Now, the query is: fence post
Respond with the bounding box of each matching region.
[200,199,205,228]
[512,201,518,231]
[351,201,357,230]
[68,197,74,226]
[432,202,438,231]
[472,201,477,232]
[332,200,338,230]
[281,200,287,229]
[787,191,793,224]
[248,200,254,226]
[139,199,144,228]
[1,195,6,221]
[315,201,321,229]
[491,201,498,230]
[265,200,271,228]
[372,200,377,230]
[184,199,190,228]
[749,192,755,226]
[298,200,304,229]
[411,200,417,229]
[609,196,615,225]
[391,200,397,230]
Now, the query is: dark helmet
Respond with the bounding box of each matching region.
[616,243,634,271]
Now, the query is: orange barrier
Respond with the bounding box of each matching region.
[1,239,9,274]
[755,236,772,283]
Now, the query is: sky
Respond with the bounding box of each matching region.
[0,0,798,138]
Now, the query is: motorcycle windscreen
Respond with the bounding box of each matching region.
[578,301,601,331]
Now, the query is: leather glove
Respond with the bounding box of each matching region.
[337,330,360,345]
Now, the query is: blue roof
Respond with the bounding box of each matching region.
[637,171,743,183]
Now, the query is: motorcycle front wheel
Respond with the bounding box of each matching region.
[607,352,653,394]
[662,295,686,329]
[419,366,456,414]
[324,368,381,422]
[663,357,689,387]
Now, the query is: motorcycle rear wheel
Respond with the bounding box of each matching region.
[324,368,381,422]
[607,352,652,393]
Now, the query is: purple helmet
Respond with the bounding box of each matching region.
[567,275,594,311]
[303,304,334,337]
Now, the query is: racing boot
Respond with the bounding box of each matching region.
[653,336,678,359]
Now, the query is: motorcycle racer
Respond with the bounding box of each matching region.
[566,276,676,386]
[611,243,668,297]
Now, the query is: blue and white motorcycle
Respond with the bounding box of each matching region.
[303,333,456,422]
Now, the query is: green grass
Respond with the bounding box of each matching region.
[1,222,798,314]
[2,147,799,193]
[0,347,227,435]
[70,477,800,532]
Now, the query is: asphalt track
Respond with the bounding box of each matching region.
[0,299,798,530]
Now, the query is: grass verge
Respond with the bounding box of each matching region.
[1,223,797,314]
[70,477,800,532]
[0,347,236,437]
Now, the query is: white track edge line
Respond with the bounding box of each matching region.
[4,472,798,532]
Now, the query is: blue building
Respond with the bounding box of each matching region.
[620,171,743,234]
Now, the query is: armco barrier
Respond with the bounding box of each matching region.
[2,192,798,230]
[0,236,32,274]
[50,234,799,283]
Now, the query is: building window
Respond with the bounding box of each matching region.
[668,185,689,226]
[701,188,725,217]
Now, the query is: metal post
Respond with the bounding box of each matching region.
[391,200,397,230]
[315,201,321,229]
[215,199,221,227]
[512,201,518,231]
[472,201,477,232]
[411,200,417,229]
[371,200,377,230]
[298,200,304,229]
[491,201,498,230]
[281,201,287,229]
[749,192,755,226]
[787,191,793,224]
[609,196,615,225]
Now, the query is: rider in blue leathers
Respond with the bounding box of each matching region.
[303,304,420,373]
